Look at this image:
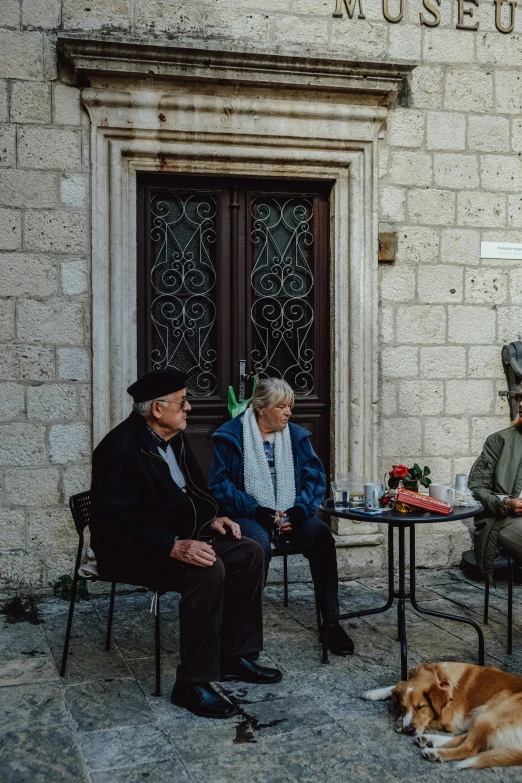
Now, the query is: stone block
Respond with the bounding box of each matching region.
[443,68,493,113]
[512,119,522,153]
[417,265,463,304]
[423,456,453,484]
[53,84,82,126]
[60,258,88,296]
[27,383,78,422]
[410,65,444,109]
[43,33,57,81]
[0,30,42,80]
[57,347,90,382]
[457,191,506,228]
[497,306,522,344]
[18,127,81,171]
[379,265,415,302]
[414,530,450,569]
[5,468,60,506]
[440,228,480,266]
[399,380,443,416]
[0,298,15,340]
[0,82,7,123]
[388,24,422,61]
[381,347,419,378]
[0,125,16,168]
[79,384,91,421]
[382,417,422,455]
[379,305,394,344]
[331,20,387,57]
[481,156,522,192]
[60,174,88,208]
[0,209,21,250]
[509,267,522,304]
[0,382,25,421]
[407,188,455,226]
[0,253,56,296]
[420,346,466,379]
[22,0,61,28]
[63,0,131,30]
[0,509,25,550]
[0,344,54,380]
[137,1,204,35]
[382,380,397,416]
[63,464,91,498]
[424,417,469,456]
[0,423,46,466]
[508,195,522,228]
[477,32,522,67]
[422,28,475,64]
[274,15,329,46]
[335,542,385,581]
[387,109,424,148]
[49,422,90,464]
[0,170,57,208]
[2,0,20,27]
[17,299,84,345]
[496,72,522,114]
[448,306,496,344]
[389,150,432,188]
[381,186,405,222]
[27,507,76,555]
[468,346,504,379]
[445,380,493,416]
[10,82,51,124]
[468,116,510,153]
[433,154,479,190]
[471,416,509,453]
[465,268,508,305]
[396,305,446,343]
[24,211,87,253]
[426,112,466,151]
[292,0,330,12]
[396,226,439,264]
[454,456,476,477]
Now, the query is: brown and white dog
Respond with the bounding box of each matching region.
[362,662,522,769]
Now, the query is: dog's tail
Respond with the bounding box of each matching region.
[459,748,522,769]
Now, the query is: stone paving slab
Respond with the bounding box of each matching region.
[2,569,522,781]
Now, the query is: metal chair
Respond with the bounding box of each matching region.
[60,491,162,696]
[483,549,518,655]
[272,545,322,632]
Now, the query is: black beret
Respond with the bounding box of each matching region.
[127,369,188,403]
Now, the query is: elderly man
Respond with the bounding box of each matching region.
[90,368,281,719]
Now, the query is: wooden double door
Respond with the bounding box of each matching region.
[137,174,331,477]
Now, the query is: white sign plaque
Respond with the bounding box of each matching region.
[481,242,522,260]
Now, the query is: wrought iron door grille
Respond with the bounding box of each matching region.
[149,192,218,396]
[250,196,315,395]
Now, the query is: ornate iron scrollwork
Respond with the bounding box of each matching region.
[250,196,315,395]
[149,192,217,395]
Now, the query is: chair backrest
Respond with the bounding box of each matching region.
[69,491,91,536]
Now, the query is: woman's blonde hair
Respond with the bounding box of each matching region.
[250,377,294,413]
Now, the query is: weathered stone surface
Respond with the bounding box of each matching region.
[0,298,15,340]
[0,509,25,549]
[468,115,510,153]
[24,211,87,253]
[399,380,443,416]
[0,170,57,208]
[5,467,61,506]
[135,1,203,36]
[387,109,424,148]
[422,28,475,64]
[10,82,51,124]
[379,305,394,344]
[396,226,439,264]
[508,195,522,228]
[60,174,88,208]
[1,0,20,28]
[17,299,84,345]
[468,345,503,378]
[417,265,463,303]
[57,347,90,381]
[448,305,496,344]
[0,423,47,466]
[443,68,493,113]
[18,127,81,171]
[53,84,82,126]
[65,679,156,732]
[380,186,405,222]
[407,188,455,225]
[0,209,21,251]
[433,153,479,190]
[0,82,7,123]
[275,16,329,46]
[0,253,56,296]
[0,727,89,783]
[62,464,91,498]
[426,112,466,151]
[388,24,421,61]
[481,155,522,192]
[445,379,493,416]
[471,416,509,453]
[389,150,432,187]
[27,507,76,555]
[49,422,90,464]
[420,346,466,379]
[440,228,480,266]
[330,20,387,57]
[0,29,42,80]
[27,383,78,422]
[396,305,446,343]
[382,417,422,454]
[379,265,415,302]
[497,305,522,344]
[495,71,522,114]
[457,191,506,228]
[465,268,508,305]
[61,258,88,295]
[424,417,469,456]
[0,382,25,422]
[381,347,418,378]
[0,344,54,381]
[22,0,61,29]
[62,0,131,30]
[410,65,444,109]
[0,125,16,168]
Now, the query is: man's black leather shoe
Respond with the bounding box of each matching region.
[171,680,238,719]
[320,622,355,656]
[221,656,283,684]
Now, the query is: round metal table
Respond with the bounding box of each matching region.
[321,500,485,679]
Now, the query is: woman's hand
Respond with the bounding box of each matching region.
[506,498,522,516]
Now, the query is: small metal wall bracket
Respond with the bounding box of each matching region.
[378,232,396,262]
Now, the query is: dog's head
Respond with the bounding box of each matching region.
[392,664,453,735]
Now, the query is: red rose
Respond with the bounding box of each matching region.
[391,464,408,478]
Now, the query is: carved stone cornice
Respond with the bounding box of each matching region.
[57,35,415,102]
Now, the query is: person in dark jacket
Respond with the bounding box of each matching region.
[208,377,354,656]
[90,368,282,719]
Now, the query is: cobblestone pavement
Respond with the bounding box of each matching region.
[1,568,522,782]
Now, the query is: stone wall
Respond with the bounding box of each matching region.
[1,0,518,590]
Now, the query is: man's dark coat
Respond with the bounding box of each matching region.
[90,412,221,572]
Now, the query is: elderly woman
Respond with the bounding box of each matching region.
[209,377,353,656]
[469,391,522,583]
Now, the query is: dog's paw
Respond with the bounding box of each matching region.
[421,748,441,763]
[414,735,432,748]
[395,717,404,734]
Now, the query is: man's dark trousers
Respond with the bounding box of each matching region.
[98,535,264,683]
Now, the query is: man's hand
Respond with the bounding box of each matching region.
[506,498,522,516]
[211,516,241,539]
[171,539,216,567]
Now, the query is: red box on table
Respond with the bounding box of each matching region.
[395,489,452,515]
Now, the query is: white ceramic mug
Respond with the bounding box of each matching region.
[365,482,384,511]
[429,483,455,504]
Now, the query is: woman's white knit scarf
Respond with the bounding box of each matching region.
[242,404,296,512]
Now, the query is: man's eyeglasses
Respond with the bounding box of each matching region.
[154,396,188,410]
[499,391,522,403]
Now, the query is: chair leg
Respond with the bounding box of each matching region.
[154,591,161,697]
[316,598,322,633]
[105,582,116,651]
[283,555,289,607]
[508,555,513,655]
[484,579,489,624]
[60,565,80,677]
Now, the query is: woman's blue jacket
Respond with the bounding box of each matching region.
[208,413,326,519]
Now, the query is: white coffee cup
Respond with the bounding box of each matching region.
[365,482,384,511]
[429,483,455,504]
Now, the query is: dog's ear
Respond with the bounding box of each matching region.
[425,679,452,717]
